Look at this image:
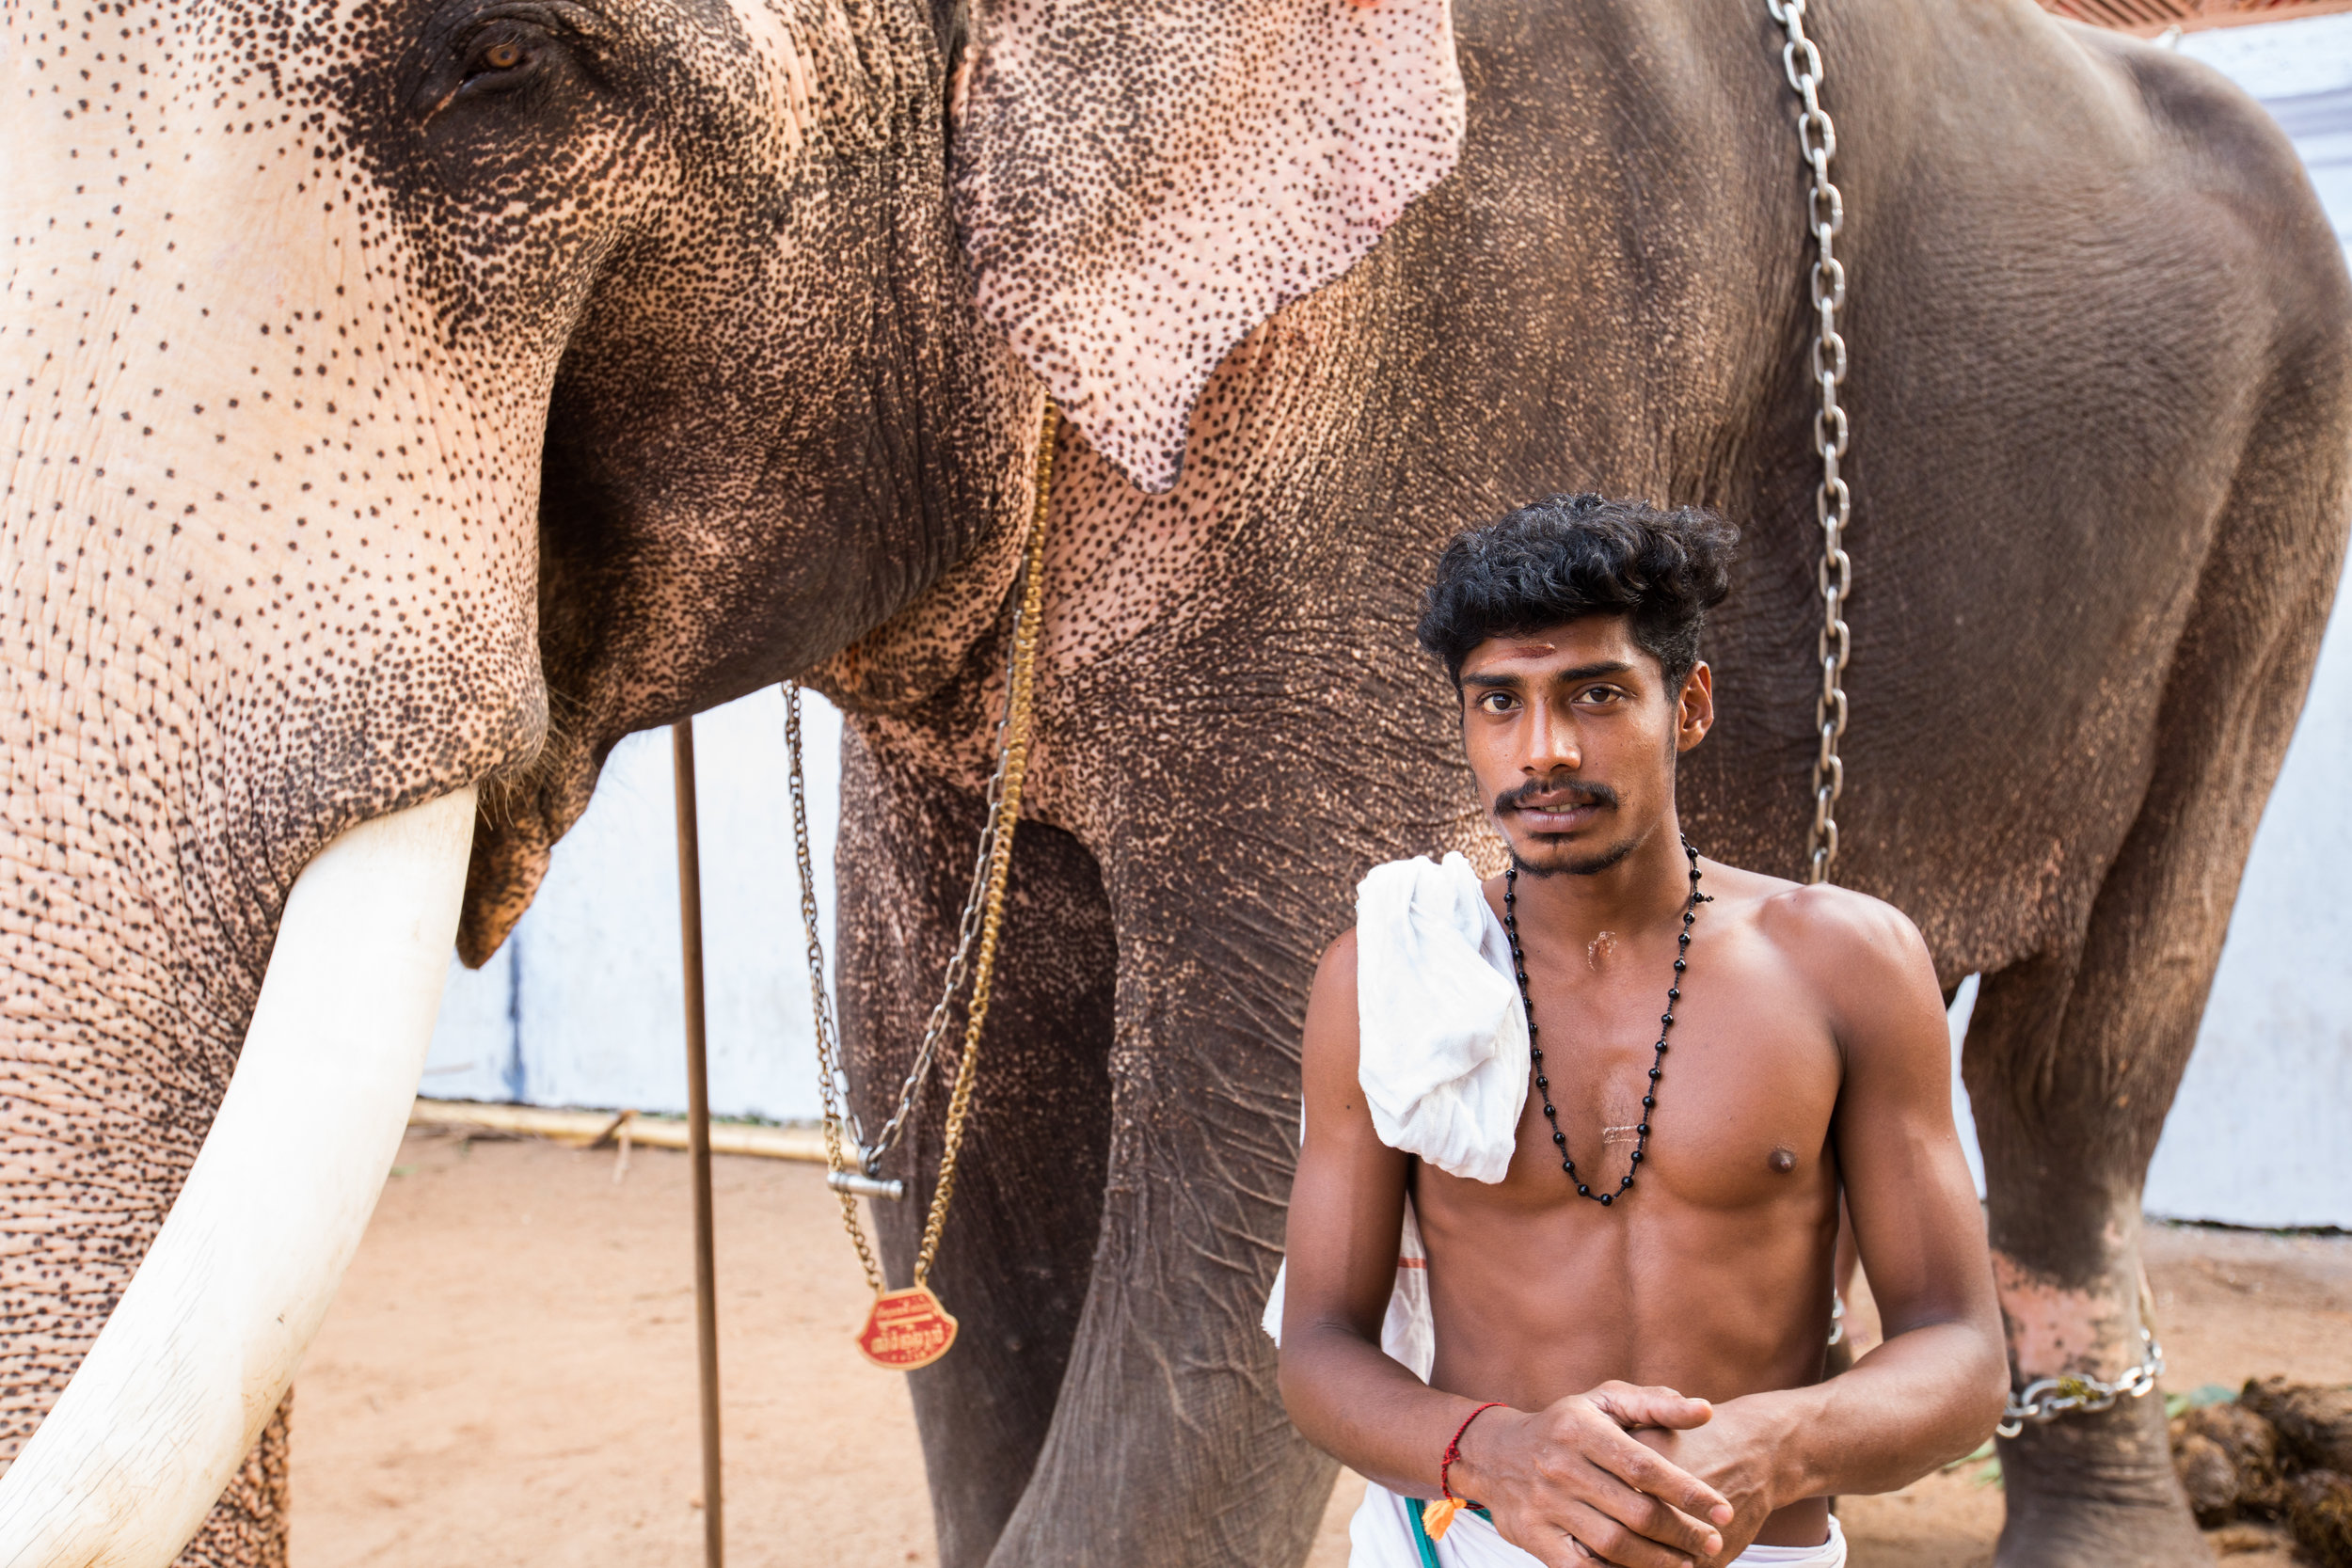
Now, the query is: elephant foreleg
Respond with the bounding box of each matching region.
[981,891,1341,1568]
[834,729,1118,1568]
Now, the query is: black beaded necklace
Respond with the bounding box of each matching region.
[1501,838,1707,1207]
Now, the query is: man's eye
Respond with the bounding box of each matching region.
[1477,692,1514,712]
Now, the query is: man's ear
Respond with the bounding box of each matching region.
[950,0,1464,494]
[1675,661,1715,752]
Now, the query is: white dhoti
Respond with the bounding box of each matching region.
[1347,1482,1849,1568]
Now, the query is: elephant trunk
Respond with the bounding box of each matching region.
[0,788,476,1568]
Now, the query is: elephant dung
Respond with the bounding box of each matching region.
[2173,1433,2243,1526]
[2169,1402,2287,1524]
[2286,1470,2352,1568]
[2243,1377,2352,1474]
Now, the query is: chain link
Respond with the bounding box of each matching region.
[788,403,1060,1295]
[1997,1327,2167,1439]
[787,683,886,1293]
[1767,0,1852,886]
[912,453,1052,1281]
[788,441,1053,1182]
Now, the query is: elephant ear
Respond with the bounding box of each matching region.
[951,0,1464,492]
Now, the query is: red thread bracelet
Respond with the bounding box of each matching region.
[1439,1401,1506,1501]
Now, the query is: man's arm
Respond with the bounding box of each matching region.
[1635,889,2009,1548]
[1278,931,1735,1568]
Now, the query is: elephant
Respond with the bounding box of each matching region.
[3,0,2347,1561]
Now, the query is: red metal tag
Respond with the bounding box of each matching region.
[856,1285,959,1370]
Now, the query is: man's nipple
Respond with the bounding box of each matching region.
[1768,1147,1798,1174]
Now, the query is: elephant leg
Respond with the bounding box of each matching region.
[981,894,1338,1568]
[1962,953,2206,1568]
[834,731,1118,1568]
[1962,421,2345,1567]
[172,1391,293,1568]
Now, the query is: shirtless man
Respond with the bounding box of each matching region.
[1277,495,2007,1567]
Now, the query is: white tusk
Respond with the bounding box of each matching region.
[0,787,478,1567]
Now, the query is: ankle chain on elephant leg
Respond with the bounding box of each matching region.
[1997,1326,2167,1438]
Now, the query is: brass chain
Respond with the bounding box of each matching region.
[913,413,1054,1284]
[803,498,1047,1176]
[1767,0,1852,885]
[787,403,1059,1293]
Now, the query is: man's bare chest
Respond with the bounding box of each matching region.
[1474,916,1844,1213]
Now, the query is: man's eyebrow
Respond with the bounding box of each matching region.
[1461,659,1635,688]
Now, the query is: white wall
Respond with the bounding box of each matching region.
[2138,17,2352,1227]
[421,689,840,1125]
[422,17,2352,1226]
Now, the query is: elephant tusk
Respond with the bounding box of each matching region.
[0,787,478,1568]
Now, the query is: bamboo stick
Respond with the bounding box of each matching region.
[674,718,724,1568]
[406,1099,830,1162]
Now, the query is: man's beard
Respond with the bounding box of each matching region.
[1496,778,1643,877]
[1510,836,1643,878]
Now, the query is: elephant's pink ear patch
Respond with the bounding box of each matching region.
[952,0,1464,493]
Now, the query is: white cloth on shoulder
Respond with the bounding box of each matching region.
[1353,853,1530,1185]
[1262,852,1526,1377]
[1348,1483,1849,1568]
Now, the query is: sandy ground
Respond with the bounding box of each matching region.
[291,1130,2352,1567]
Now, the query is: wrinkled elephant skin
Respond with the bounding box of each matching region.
[1,0,1032,1556]
[4,0,2349,1566]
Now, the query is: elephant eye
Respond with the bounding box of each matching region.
[460,28,540,87]
[411,3,593,124]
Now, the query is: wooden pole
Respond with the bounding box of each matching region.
[672,717,723,1568]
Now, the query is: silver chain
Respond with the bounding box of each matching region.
[1767,0,1852,885]
[1764,1,2160,1442]
[1997,1327,2167,1438]
[1768,4,2153,1441]
[785,552,1042,1177]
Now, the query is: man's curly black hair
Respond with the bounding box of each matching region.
[1416,494,1739,689]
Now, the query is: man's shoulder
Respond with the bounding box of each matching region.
[1308,927,1360,1020]
[1710,861,1931,987]
[1707,864,1943,1068]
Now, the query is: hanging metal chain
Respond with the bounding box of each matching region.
[790,420,1057,1181]
[1761,0,2164,1442]
[1997,1326,2167,1438]
[912,446,1051,1282]
[787,403,1059,1295]
[787,684,886,1293]
[1767,0,1852,885]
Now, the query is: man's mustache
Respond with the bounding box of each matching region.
[1494,778,1621,816]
